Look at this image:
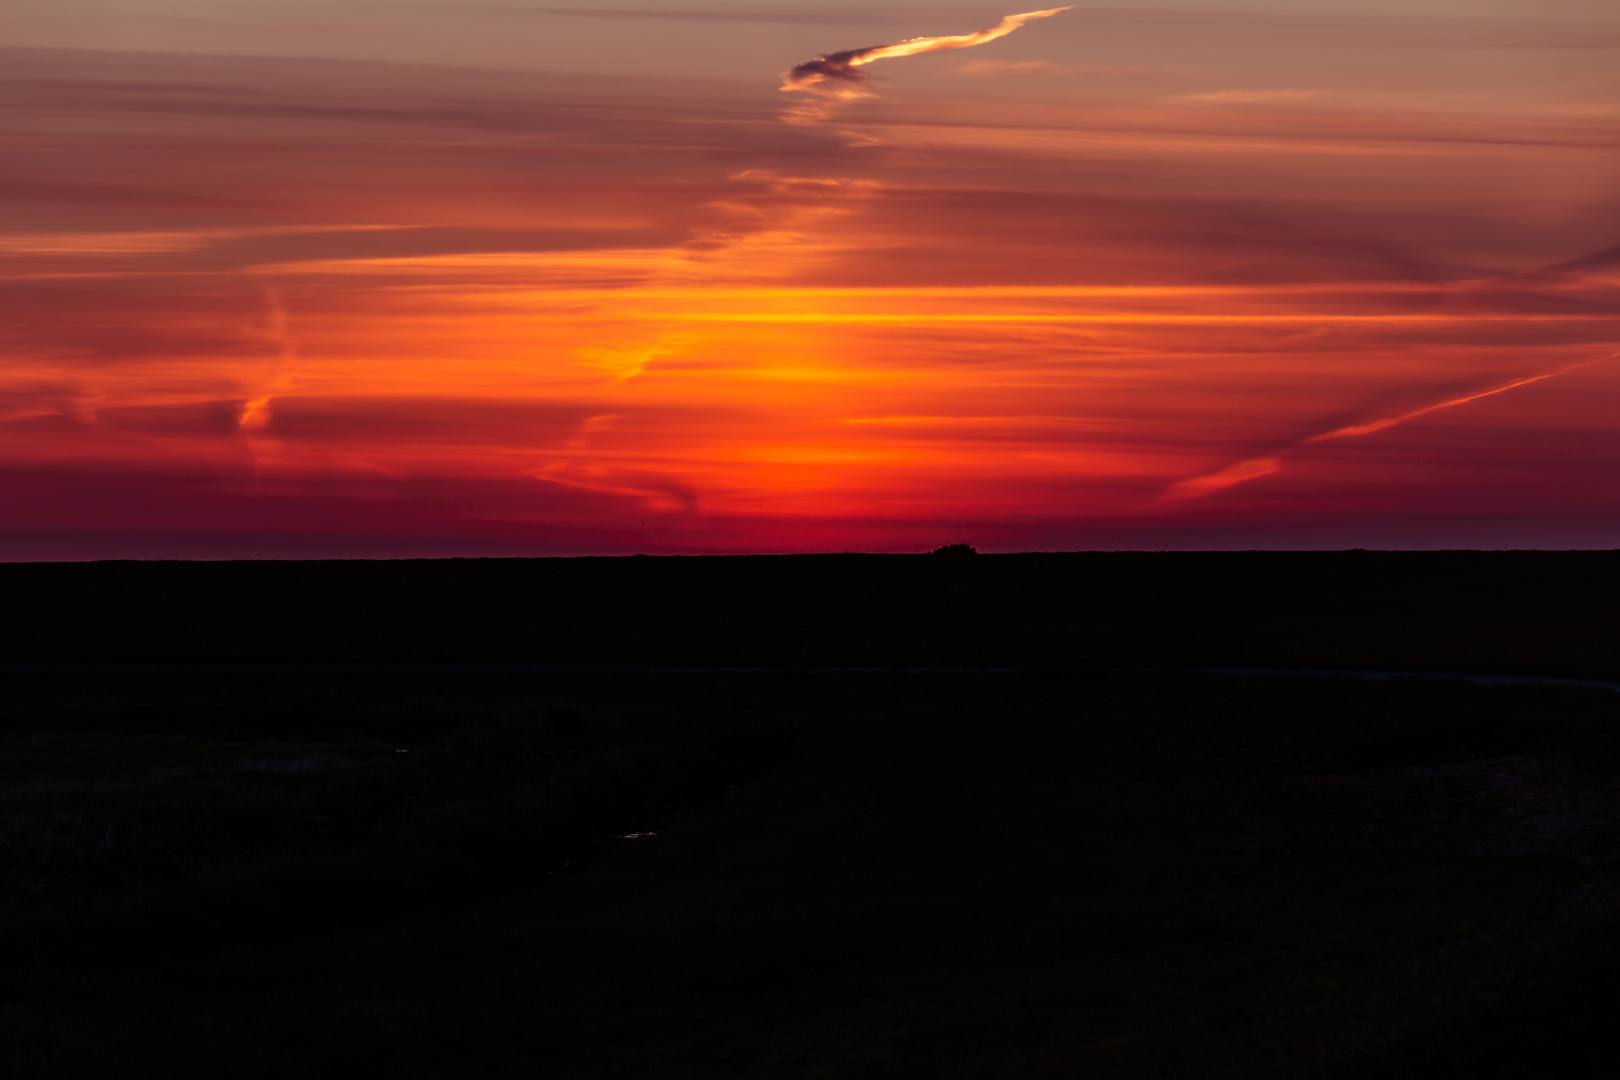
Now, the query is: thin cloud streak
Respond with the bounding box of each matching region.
[1164,352,1620,503]
[781,6,1071,120]
[437,5,942,24]
[1304,354,1620,444]
[434,5,1620,48]
[4,45,1619,555]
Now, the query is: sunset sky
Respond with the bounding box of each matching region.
[3,1,1618,557]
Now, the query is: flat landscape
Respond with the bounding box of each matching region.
[4,552,1620,1077]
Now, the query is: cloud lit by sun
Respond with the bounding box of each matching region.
[780,7,1072,121]
[1,4,1618,557]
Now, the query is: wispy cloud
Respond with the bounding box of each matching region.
[1301,355,1620,445]
[958,58,1068,76]
[959,59,1172,78]
[1174,89,1323,106]
[429,5,1620,49]
[1163,352,1620,503]
[5,45,1619,554]
[1037,9,1620,50]
[1160,456,1283,502]
[781,7,1071,121]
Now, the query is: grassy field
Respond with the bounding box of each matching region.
[4,658,1620,1077]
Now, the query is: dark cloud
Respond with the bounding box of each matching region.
[1540,243,1620,275]
[99,400,248,438]
[784,49,878,89]
[0,47,843,235]
[0,280,274,365]
[0,465,672,560]
[0,381,84,420]
[196,227,690,270]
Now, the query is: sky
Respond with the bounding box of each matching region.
[2,2,1618,557]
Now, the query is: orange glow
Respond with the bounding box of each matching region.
[2,30,1619,557]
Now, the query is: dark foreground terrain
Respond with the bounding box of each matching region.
[4,552,1620,1077]
[4,549,1620,676]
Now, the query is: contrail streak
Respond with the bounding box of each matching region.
[1301,353,1618,445]
[782,7,1072,100]
[1162,351,1620,503]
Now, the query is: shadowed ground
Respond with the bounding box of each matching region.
[4,550,1620,676]
[3,554,1620,1076]
[3,665,1620,1077]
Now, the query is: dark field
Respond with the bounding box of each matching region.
[5,552,1620,1077]
[5,550,1620,676]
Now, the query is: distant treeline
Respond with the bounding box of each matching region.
[4,551,1619,676]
